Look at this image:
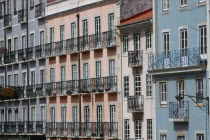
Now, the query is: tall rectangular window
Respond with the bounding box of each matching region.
[14,0,17,15]
[0,41,4,48]
[60,25,65,41]
[160,82,167,105]
[97,106,103,122]
[50,107,55,122]
[0,110,4,122]
[22,35,26,49]
[123,36,128,53]
[30,33,34,48]
[83,63,89,79]
[135,75,141,96]
[109,60,115,76]
[14,37,18,50]
[134,34,141,50]
[61,107,66,122]
[8,39,11,51]
[199,26,207,54]
[60,66,66,81]
[180,29,188,49]
[163,0,170,11]
[199,0,206,4]
[8,109,12,121]
[146,74,152,96]
[50,28,54,43]
[160,134,167,140]
[83,20,88,36]
[135,120,142,140]
[0,76,4,86]
[95,17,101,46]
[72,65,77,80]
[71,23,76,38]
[180,0,187,7]
[196,79,204,103]
[50,68,55,82]
[196,134,204,140]
[177,136,185,140]
[124,76,129,97]
[30,0,34,10]
[7,0,11,14]
[72,106,78,122]
[146,31,152,49]
[14,108,18,121]
[23,107,27,121]
[84,106,90,122]
[14,74,18,86]
[8,75,11,86]
[31,71,35,85]
[40,70,45,84]
[110,105,116,122]
[41,106,46,121]
[22,72,26,86]
[31,107,35,121]
[163,32,170,52]
[147,119,153,140]
[40,31,44,46]
[108,13,114,31]
[124,119,130,139]
[177,80,185,97]
[0,3,3,18]
[96,61,102,78]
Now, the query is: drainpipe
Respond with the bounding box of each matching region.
[3,0,7,87]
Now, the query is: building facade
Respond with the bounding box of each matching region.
[151,0,208,140]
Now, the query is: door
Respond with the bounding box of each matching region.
[40,31,45,55]
[50,107,56,134]
[60,25,65,53]
[108,14,114,45]
[83,63,89,91]
[163,32,170,68]
[110,105,116,137]
[96,61,102,90]
[71,23,77,52]
[61,107,67,134]
[72,65,77,91]
[83,20,88,50]
[109,60,116,89]
[61,66,66,95]
[135,120,142,140]
[50,28,55,55]
[72,106,79,136]
[180,29,188,66]
[84,106,90,136]
[95,17,101,48]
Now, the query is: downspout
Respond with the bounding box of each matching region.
[3,0,7,87]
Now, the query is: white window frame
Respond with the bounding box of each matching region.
[160,133,167,140]
[84,106,90,122]
[147,119,153,140]
[124,119,130,139]
[199,25,207,54]
[135,120,142,140]
[180,0,187,7]
[163,0,170,11]
[160,82,167,105]
[97,106,103,122]
[177,80,185,97]
[134,75,141,96]
[146,74,152,96]
[61,107,66,122]
[196,133,205,140]
[124,76,129,97]
[96,61,102,78]
[72,106,78,122]
[180,28,188,49]
[31,107,36,121]
[134,34,141,50]
[83,63,89,79]
[110,105,116,122]
[163,32,170,52]
[50,68,55,82]
[123,36,128,53]
[198,0,206,4]
[14,74,18,86]
[146,31,152,50]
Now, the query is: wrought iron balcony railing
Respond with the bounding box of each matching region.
[18,9,27,23]
[128,50,143,67]
[0,121,46,134]
[169,101,189,122]
[35,3,45,18]
[4,14,12,28]
[127,95,144,112]
[46,122,118,138]
[148,47,205,71]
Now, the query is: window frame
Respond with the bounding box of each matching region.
[199,25,207,54]
[123,36,128,53]
[124,119,130,139]
[180,0,188,8]
[146,31,152,50]
[147,119,153,140]
[146,74,152,96]
[134,75,141,96]
[160,82,167,105]
[162,0,170,11]
[124,76,129,97]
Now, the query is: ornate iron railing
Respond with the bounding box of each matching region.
[18,9,27,23]
[0,121,46,134]
[46,122,118,138]
[169,101,189,121]
[4,14,12,27]
[35,3,45,18]
[148,48,204,71]
[127,95,144,112]
[128,50,143,67]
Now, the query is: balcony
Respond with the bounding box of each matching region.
[127,95,144,112]
[4,14,12,28]
[128,50,143,67]
[0,121,46,134]
[148,47,206,74]
[3,51,16,64]
[46,122,118,138]
[169,101,189,122]
[18,9,27,23]
[35,3,45,19]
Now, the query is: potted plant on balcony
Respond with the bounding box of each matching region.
[0,87,18,100]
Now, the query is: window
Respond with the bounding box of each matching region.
[83,20,88,36]
[14,37,18,50]
[40,70,45,84]
[22,72,26,86]
[124,119,130,139]
[177,80,185,97]
[84,106,90,122]
[177,136,185,140]
[0,3,3,19]
[60,66,66,81]
[83,63,89,79]
[61,107,66,122]
[135,120,142,140]
[108,13,114,31]
[196,134,204,140]
[199,26,207,54]
[22,35,26,49]
[196,79,204,103]
[50,107,55,122]
[21,0,25,9]
[160,82,167,105]
[146,74,152,96]
[146,31,152,49]
[135,75,141,96]
[40,31,44,46]
[14,108,18,121]
[23,107,27,121]
[147,119,153,140]
[163,32,170,52]
[160,134,167,140]
[50,28,54,43]
[97,106,103,122]
[13,0,17,15]
[95,17,101,46]
[180,29,188,49]
[30,33,34,48]
[180,0,187,7]
[72,106,78,122]
[71,23,76,38]
[31,107,35,121]
[41,106,46,121]
[14,74,18,86]
[0,41,4,48]
[199,0,206,4]
[124,76,129,97]
[30,0,34,10]
[50,68,55,82]
[123,36,128,53]
[8,109,12,121]
[31,71,35,85]
[60,25,65,41]
[8,39,11,51]
[96,61,102,78]
[109,60,115,76]
[0,76,4,86]
[1,110,4,122]
[110,105,116,122]
[163,0,169,11]
[72,65,77,80]
[134,34,141,50]
[8,75,11,86]
[7,0,11,14]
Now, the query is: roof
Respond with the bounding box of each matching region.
[119,8,152,26]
